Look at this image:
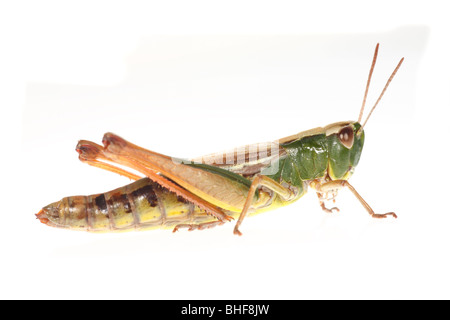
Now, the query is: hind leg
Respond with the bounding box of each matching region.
[172,220,226,232]
[76,140,142,181]
[76,137,232,223]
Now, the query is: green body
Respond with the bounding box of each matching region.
[265,121,365,203]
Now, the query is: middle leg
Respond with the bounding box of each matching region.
[233,175,296,236]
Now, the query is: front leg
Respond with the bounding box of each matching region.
[316,191,340,214]
[315,180,397,219]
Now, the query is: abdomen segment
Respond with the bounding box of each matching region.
[36,178,214,232]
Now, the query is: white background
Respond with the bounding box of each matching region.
[1,1,450,300]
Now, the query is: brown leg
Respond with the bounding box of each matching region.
[172,220,226,232]
[316,192,340,214]
[343,181,397,219]
[76,140,142,181]
[316,190,340,213]
[233,175,296,236]
[100,133,254,215]
[315,180,397,219]
[76,138,232,223]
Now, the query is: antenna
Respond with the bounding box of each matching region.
[358,43,379,123]
[358,56,404,134]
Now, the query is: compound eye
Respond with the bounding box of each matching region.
[338,126,354,149]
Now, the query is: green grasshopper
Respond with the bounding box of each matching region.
[36,44,402,235]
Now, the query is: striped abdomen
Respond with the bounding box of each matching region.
[38,178,216,232]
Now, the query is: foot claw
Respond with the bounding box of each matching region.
[321,204,340,214]
[372,212,397,219]
[233,227,242,236]
[327,207,340,214]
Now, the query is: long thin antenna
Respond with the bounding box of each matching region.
[358,43,379,123]
[359,56,404,134]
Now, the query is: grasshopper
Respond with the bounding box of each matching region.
[36,44,402,235]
